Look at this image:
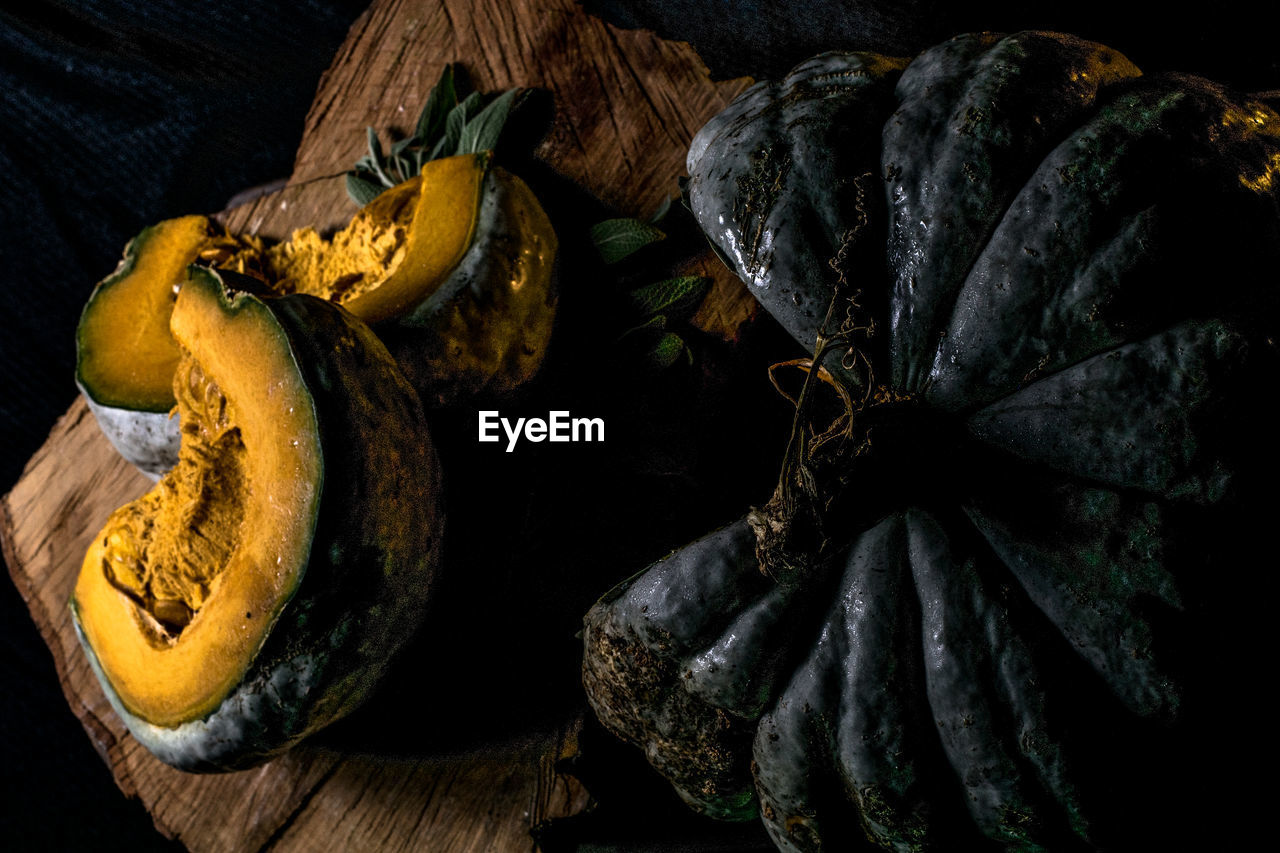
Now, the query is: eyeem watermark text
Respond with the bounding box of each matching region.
[478,410,605,452]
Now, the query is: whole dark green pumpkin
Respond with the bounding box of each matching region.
[583,31,1280,851]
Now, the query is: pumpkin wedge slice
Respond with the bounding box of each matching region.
[74,215,264,476]
[76,152,557,476]
[72,266,443,771]
[76,215,226,413]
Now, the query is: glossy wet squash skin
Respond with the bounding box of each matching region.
[585,32,1280,851]
[73,266,443,771]
[76,153,557,475]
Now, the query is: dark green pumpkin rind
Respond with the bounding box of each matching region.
[822,518,938,853]
[883,32,1142,392]
[582,517,860,822]
[961,471,1184,722]
[74,268,443,772]
[582,520,769,820]
[907,510,1093,851]
[967,318,1259,506]
[686,50,907,384]
[754,516,948,853]
[250,274,443,725]
[927,74,1280,412]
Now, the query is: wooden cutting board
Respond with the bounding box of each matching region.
[0,1,755,849]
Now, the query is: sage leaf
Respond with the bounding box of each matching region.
[648,194,673,224]
[617,314,667,342]
[626,276,710,321]
[433,91,482,160]
[428,131,452,161]
[645,332,688,370]
[590,218,666,265]
[350,67,532,206]
[346,173,385,206]
[458,87,522,155]
[366,126,385,161]
[393,155,411,183]
[460,90,485,121]
[366,127,395,187]
[416,64,457,145]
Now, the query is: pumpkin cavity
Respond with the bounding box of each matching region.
[249,182,415,303]
[172,178,418,308]
[99,352,248,644]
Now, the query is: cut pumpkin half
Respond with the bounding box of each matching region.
[72,266,443,771]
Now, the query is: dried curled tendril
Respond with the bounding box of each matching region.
[748,172,900,586]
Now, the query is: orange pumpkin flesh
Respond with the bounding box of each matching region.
[73,275,321,727]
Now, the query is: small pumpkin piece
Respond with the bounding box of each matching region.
[256,154,558,403]
[72,266,443,770]
[261,152,485,317]
[378,165,559,405]
[74,216,266,476]
[256,153,559,404]
[76,214,213,414]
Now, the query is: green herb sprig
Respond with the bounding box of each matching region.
[346,64,525,205]
[593,200,711,371]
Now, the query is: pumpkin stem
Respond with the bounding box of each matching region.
[747,170,901,584]
[750,175,881,586]
[749,296,868,586]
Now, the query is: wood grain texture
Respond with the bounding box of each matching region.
[2,0,754,849]
[296,0,736,209]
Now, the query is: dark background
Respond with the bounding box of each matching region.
[1,1,1276,849]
